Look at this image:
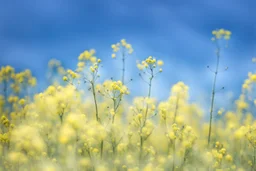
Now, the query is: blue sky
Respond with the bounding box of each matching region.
[0,0,256,110]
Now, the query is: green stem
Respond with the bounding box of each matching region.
[3,80,9,119]
[139,68,153,164]
[173,95,180,123]
[100,140,104,159]
[139,135,144,161]
[253,147,256,169]
[3,80,7,101]
[122,50,125,84]
[180,149,189,169]
[171,94,179,165]
[172,140,176,171]
[143,73,153,125]
[112,143,116,155]
[112,98,116,124]
[208,47,220,147]
[148,77,153,98]
[60,113,63,124]
[91,82,99,122]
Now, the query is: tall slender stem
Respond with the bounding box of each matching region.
[172,95,179,170]
[139,135,143,160]
[144,68,153,124]
[3,80,9,119]
[3,80,7,100]
[208,47,220,147]
[112,98,116,124]
[172,140,176,171]
[122,50,125,84]
[140,68,153,162]
[91,82,99,122]
[100,140,104,159]
[253,147,256,170]
[173,95,180,123]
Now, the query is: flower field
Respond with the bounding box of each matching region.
[1,29,256,171]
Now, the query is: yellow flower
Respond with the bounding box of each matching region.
[111,44,116,49]
[217,108,224,115]
[128,49,134,54]
[157,60,164,66]
[212,29,231,40]
[19,99,26,105]
[251,74,256,81]
[138,114,143,119]
[28,77,37,86]
[90,57,97,63]
[137,64,144,70]
[225,154,233,162]
[219,29,225,34]
[225,30,231,36]
[78,53,84,60]
[169,131,176,140]
[112,54,116,58]
[121,39,126,46]
[77,62,85,68]
[125,44,131,49]
[212,31,217,35]
[84,51,91,59]
[90,66,95,73]
[63,76,68,81]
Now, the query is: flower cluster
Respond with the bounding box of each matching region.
[111,39,133,58]
[0,66,15,82]
[209,142,234,169]
[137,56,163,73]
[212,28,232,40]
[99,80,130,96]
[77,49,101,73]
[48,59,65,75]
[0,66,36,95]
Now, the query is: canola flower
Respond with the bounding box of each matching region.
[1,30,256,171]
[208,28,231,147]
[47,59,66,84]
[111,39,134,84]
[63,49,102,122]
[98,80,129,123]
